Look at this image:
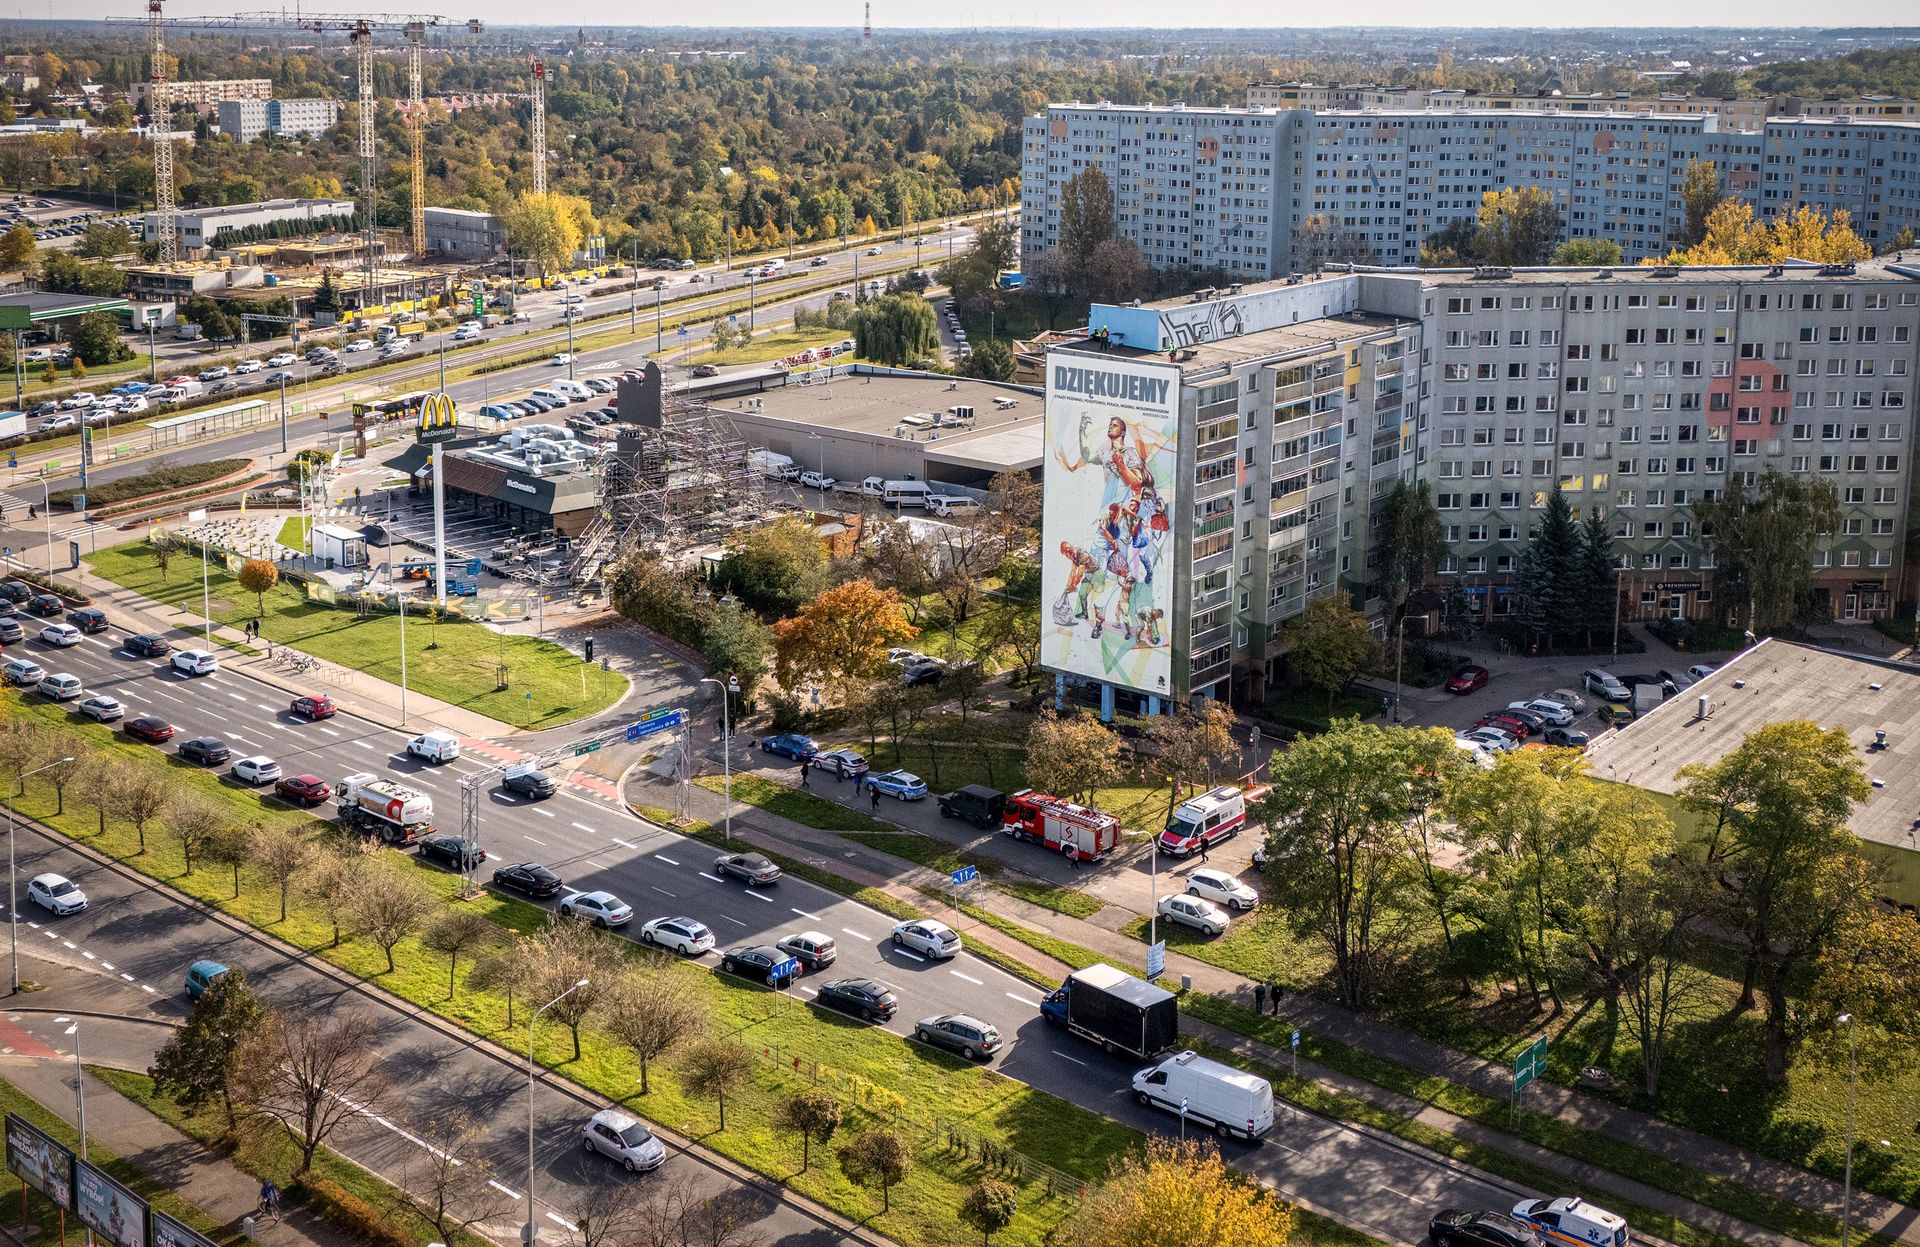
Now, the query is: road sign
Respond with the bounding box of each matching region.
[1146,940,1166,980]
[771,957,801,982]
[625,707,685,741]
[951,864,978,886]
[1513,1035,1549,1093]
[574,741,603,757]
[1179,1097,1188,1115]
[471,290,484,316]
[1290,1029,1301,1051]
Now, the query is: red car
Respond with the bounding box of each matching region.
[291,693,335,719]
[274,774,333,806]
[124,715,175,743]
[1446,665,1490,694]
[1477,713,1534,739]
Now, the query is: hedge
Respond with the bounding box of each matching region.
[49,458,249,509]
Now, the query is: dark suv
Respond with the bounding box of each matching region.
[0,581,33,606]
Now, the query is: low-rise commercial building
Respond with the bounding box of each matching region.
[218,98,341,141]
[424,207,504,260]
[141,198,357,251]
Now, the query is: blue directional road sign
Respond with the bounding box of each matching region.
[625,708,685,741]
[950,865,978,886]
[770,957,801,982]
[1291,1029,1301,1051]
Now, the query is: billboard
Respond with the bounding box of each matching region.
[75,1160,146,1247]
[415,391,459,444]
[151,1211,216,1247]
[5,1113,73,1210]
[1041,356,1180,696]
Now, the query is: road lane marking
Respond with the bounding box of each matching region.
[488,1181,519,1199]
[650,887,676,898]
[546,1213,572,1229]
[719,915,746,926]
[1007,993,1039,1007]
[318,727,339,737]
[120,974,134,982]
[585,859,608,869]
[151,690,181,703]
[1382,1187,1414,1201]
[698,872,725,884]
[59,941,73,950]
[354,740,376,749]
[228,692,247,701]
[890,947,925,962]
[801,986,819,996]
[254,702,277,711]
[740,888,773,903]
[140,984,154,994]
[100,963,112,971]
[533,808,555,818]
[81,952,94,961]
[523,836,546,846]
[652,854,680,866]
[790,908,821,920]
[611,838,636,850]
[840,928,870,940]
[950,970,982,984]
[570,821,595,834]
[1051,1049,1088,1066]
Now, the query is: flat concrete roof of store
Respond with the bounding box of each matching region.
[709,371,1042,470]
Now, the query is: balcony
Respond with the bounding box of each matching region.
[1190,585,1231,617]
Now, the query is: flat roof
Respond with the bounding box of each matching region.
[1411,259,1920,286]
[710,373,1042,458]
[0,291,130,330]
[1587,640,1920,856]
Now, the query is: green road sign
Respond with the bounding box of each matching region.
[1513,1035,1549,1093]
[574,740,603,757]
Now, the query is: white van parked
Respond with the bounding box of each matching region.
[405,730,462,764]
[550,379,593,401]
[1131,1050,1273,1141]
[859,478,929,508]
[927,494,979,517]
[530,388,572,407]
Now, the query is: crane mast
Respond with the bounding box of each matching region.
[529,56,547,197]
[146,0,177,264]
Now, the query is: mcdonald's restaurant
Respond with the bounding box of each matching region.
[388,436,602,538]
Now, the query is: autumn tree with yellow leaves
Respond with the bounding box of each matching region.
[1660,201,1870,267]
[1060,1137,1294,1247]
[770,577,917,689]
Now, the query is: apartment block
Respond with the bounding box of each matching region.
[1040,260,1920,712]
[130,78,271,115]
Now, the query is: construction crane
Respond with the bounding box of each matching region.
[528,55,546,196]
[144,0,177,264]
[405,21,426,259]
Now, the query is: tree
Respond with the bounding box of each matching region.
[958,338,1015,381]
[203,824,254,899]
[165,793,227,875]
[526,915,625,1060]
[248,826,313,924]
[1024,249,1075,328]
[700,603,771,703]
[76,222,134,259]
[504,191,594,280]
[0,223,34,268]
[285,448,329,485]
[1084,237,1150,305]
[300,843,368,948]
[349,872,430,973]
[605,957,707,1094]
[237,558,278,614]
[149,967,269,1125]
[1694,467,1841,632]
[679,1037,754,1131]
[1262,723,1454,1008]
[1472,186,1563,267]
[1062,1137,1292,1247]
[421,908,501,1000]
[1512,487,1585,648]
[939,216,1015,306]
[114,769,169,854]
[1025,711,1123,806]
[851,293,937,366]
[1281,597,1378,710]
[771,578,917,689]
[1373,480,1446,619]
[958,1179,1018,1247]
[1058,167,1116,275]
[36,742,84,817]
[233,1009,388,1174]
[839,1128,912,1213]
[76,767,119,837]
[1148,701,1240,817]
[148,533,181,584]
[311,270,339,318]
[394,1111,516,1245]
[1577,509,1618,641]
[69,312,129,368]
[1807,902,1920,1068]
[772,1088,840,1172]
[1679,160,1720,246]
[1665,201,1870,267]
[1550,238,1623,266]
[1292,213,1375,270]
[1418,217,1478,268]
[714,517,829,617]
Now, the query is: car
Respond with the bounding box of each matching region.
[171,648,218,675]
[0,582,33,606]
[36,673,82,701]
[266,353,296,367]
[891,919,961,959]
[62,606,107,635]
[757,733,818,761]
[57,393,95,410]
[1581,669,1632,701]
[281,693,336,721]
[1510,699,1574,727]
[508,310,531,323]
[274,774,333,806]
[1428,1210,1546,1247]
[37,623,82,647]
[125,715,174,743]
[580,1108,665,1173]
[0,617,21,644]
[1509,1197,1627,1247]
[816,976,898,1022]
[501,764,557,798]
[1447,665,1491,694]
[559,890,633,927]
[638,916,714,956]
[551,353,573,367]
[1,658,44,686]
[120,396,150,414]
[123,634,171,658]
[1686,663,1718,681]
[583,377,614,394]
[866,246,883,256]
[410,833,483,872]
[1476,714,1534,739]
[26,594,63,617]
[1158,893,1229,936]
[1653,669,1695,691]
[813,748,868,778]
[231,756,282,785]
[1539,727,1592,748]
[914,1013,1002,1060]
[196,365,230,381]
[690,363,720,378]
[799,470,835,490]
[344,339,374,352]
[902,660,945,687]
[885,647,928,666]
[1459,727,1519,753]
[493,862,563,897]
[234,360,263,374]
[1185,867,1258,911]
[774,930,837,972]
[178,736,231,766]
[76,695,123,723]
[266,371,295,384]
[714,852,782,886]
[1545,686,1589,713]
[27,872,86,916]
[719,944,799,987]
[809,256,830,267]
[867,769,929,800]
[1498,707,1548,733]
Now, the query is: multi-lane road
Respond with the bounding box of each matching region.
[3,617,1541,1247]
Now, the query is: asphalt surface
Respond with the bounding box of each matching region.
[2,629,1542,1246]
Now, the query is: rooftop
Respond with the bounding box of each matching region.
[1587,640,1920,861]
[1410,259,1920,286]
[0,291,130,330]
[707,371,1040,448]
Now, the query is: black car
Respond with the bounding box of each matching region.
[1428,1211,1545,1247]
[1542,727,1592,748]
[0,617,23,644]
[718,944,798,988]
[25,595,63,617]
[66,607,108,634]
[418,834,487,871]
[714,852,782,886]
[0,581,32,606]
[178,736,231,766]
[501,766,556,798]
[123,633,171,657]
[493,862,563,897]
[902,660,945,687]
[816,977,898,1023]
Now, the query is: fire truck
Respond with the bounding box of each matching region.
[1001,790,1123,862]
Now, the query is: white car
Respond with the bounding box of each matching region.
[58,393,96,410]
[800,470,836,490]
[559,890,633,928]
[1185,867,1258,912]
[120,396,149,414]
[36,414,76,432]
[1158,893,1229,936]
[266,353,296,367]
[890,919,961,959]
[1510,699,1575,727]
[638,915,714,956]
[232,756,282,785]
[551,352,574,367]
[344,338,374,352]
[77,694,123,722]
[27,873,86,916]
[580,1108,665,1173]
[452,326,480,341]
[36,673,83,701]
[234,360,263,374]
[171,648,218,676]
[38,623,82,647]
[1459,727,1519,753]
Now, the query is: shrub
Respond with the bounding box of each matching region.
[49,458,248,509]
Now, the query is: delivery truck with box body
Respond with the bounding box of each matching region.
[1040,963,1178,1059]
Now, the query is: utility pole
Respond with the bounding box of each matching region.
[278,375,288,452]
[654,282,662,354]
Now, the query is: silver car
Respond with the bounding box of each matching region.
[580,1109,664,1172]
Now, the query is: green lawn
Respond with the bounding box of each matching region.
[89,539,626,728]
[704,327,846,367]
[276,516,309,551]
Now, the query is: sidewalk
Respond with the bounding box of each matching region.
[0,1058,352,1247]
[625,764,1919,1247]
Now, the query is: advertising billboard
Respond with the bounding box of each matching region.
[5,1114,73,1211]
[75,1160,146,1247]
[415,391,460,445]
[151,1210,216,1247]
[1041,356,1180,697]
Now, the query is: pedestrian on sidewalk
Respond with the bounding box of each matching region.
[1254,982,1267,1014]
[869,787,880,812]
[1268,978,1282,1015]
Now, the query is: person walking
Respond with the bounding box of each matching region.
[1268,979,1282,1015]
[799,759,811,789]
[1254,982,1267,1015]
[869,786,881,812]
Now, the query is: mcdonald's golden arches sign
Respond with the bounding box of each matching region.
[416,391,459,444]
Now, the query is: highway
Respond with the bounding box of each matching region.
[4,627,1539,1246]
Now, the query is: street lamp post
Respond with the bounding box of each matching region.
[10,757,75,992]
[566,315,575,380]
[1839,1012,1857,1247]
[1611,564,1628,661]
[808,431,824,480]
[201,536,212,644]
[699,677,739,841]
[526,978,589,1246]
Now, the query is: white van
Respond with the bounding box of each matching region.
[530,387,572,407]
[1132,1050,1273,1141]
[405,730,462,764]
[550,379,592,401]
[1510,1198,1629,1247]
[861,478,930,508]
[927,494,979,517]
